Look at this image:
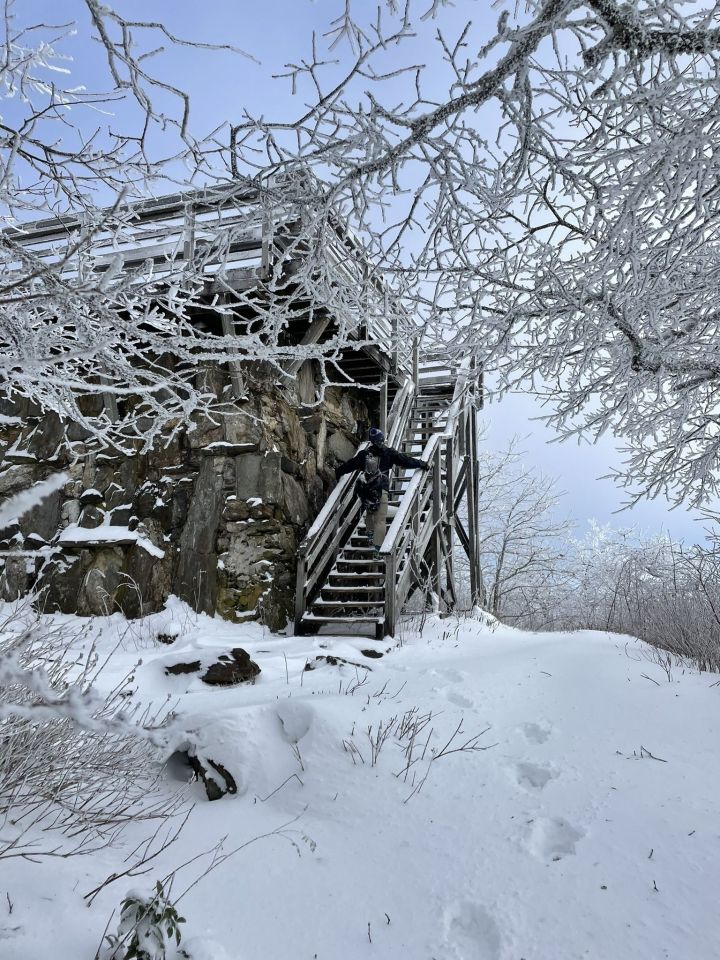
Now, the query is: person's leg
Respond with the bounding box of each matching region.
[371,491,389,548]
[363,508,373,543]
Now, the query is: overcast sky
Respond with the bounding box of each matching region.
[23,0,709,543]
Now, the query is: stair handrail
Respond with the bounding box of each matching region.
[379,360,474,634]
[380,360,471,550]
[294,373,416,629]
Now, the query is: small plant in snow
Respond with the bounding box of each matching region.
[105,883,185,960]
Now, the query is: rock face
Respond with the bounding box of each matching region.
[0,363,371,629]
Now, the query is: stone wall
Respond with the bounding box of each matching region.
[0,362,371,630]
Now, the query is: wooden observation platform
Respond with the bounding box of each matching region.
[5,183,482,636]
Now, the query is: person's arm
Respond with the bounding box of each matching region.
[335,452,365,480]
[387,447,430,470]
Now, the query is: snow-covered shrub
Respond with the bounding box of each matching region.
[0,602,184,861]
[514,523,720,672]
[105,882,185,960]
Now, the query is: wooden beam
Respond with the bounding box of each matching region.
[285,314,332,375]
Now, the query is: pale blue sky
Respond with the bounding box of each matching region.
[18,0,707,541]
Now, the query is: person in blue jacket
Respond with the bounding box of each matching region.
[335,427,429,555]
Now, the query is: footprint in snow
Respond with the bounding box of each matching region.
[513,761,558,791]
[447,690,475,709]
[442,667,467,684]
[525,817,584,863]
[443,901,503,960]
[520,721,552,744]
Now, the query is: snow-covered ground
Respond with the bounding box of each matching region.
[2,602,719,960]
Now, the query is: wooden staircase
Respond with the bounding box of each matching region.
[295,354,481,639]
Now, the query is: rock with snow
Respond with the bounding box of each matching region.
[201,648,260,686]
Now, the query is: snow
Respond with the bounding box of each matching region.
[1,604,718,960]
[204,442,257,453]
[58,525,165,559]
[0,472,68,527]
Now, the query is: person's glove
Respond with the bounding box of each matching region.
[422,461,431,471]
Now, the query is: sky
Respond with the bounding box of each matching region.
[16,0,709,543]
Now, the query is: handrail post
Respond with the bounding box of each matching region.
[294,552,307,633]
[412,337,419,392]
[261,203,273,275]
[183,206,195,263]
[390,296,398,375]
[431,443,442,606]
[379,375,388,434]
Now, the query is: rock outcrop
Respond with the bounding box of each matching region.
[0,362,371,629]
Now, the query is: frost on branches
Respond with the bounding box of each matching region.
[4,1,720,501]
[0,602,184,863]
[231,0,720,505]
[0,2,410,456]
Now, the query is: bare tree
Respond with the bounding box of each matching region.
[538,521,720,671]
[457,437,573,622]
[0,2,407,454]
[230,0,720,506]
[5,1,720,499]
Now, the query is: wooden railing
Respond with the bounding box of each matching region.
[380,360,477,635]
[5,185,416,377]
[294,375,416,630]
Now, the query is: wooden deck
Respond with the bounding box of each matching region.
[5,183,417,386]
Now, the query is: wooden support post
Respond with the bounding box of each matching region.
[390,296,398,375]
[261,206,273,275]
[379,376,388,434]
[384,551,396,638]
[285,314,332,376]
[466,402,482,608]
[183,207,196,263]
[221,311,246,403]
[444,435,456,608]
[431,444,442,603]
[294,553,307,634]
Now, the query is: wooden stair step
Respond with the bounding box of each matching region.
[328,568,385,578]
[301,614,382,625]
[321,586,385,594]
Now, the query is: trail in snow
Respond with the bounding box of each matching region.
[1,603,718,960]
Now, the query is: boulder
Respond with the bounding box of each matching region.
[165,660,201,675]
[39,554,88,613]
[281,473,309,525]
[61,499,81,526]
[26,412,66,461]
[0,556,32,601]
[187,753,237,801]
[0,465,38,499]
[235,453,262,499]
[78,548,125,615]
[78,505,105,529]
[327,430,357,464]
[201,648,260,686]
[18,486,62,541]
